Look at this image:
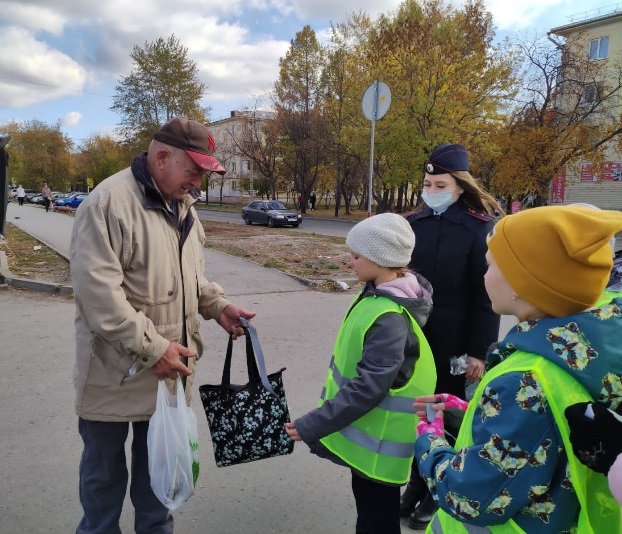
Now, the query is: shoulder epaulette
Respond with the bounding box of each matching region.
[466,208,495,222]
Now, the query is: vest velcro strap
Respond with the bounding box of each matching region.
[340,425,413,458]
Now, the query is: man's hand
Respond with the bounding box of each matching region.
[216,304,256,338]
[151,342,196,380]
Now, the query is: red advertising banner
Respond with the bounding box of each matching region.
[580,162,622,182]
[551,169,566,204]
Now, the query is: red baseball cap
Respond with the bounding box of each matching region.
[153,117,226,175]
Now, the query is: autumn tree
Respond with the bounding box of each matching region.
[110,35,208,149]
[240,115,285,201]
[366,0,515,211]
[74,134,132,189]
[494,33,622,202]
[1,119,74,191]
[273,26,327,214]
[321,14,373,216]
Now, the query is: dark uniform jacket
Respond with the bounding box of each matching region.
[407,200,500,399]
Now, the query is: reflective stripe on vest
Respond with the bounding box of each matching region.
[319,294,436,484]
[429,350,621,533]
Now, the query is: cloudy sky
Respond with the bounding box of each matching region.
[0,0,617,145]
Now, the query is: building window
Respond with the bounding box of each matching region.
[231,161,236,172]
[242,160,250,173]
[589,37,609,61]
[232,181,237,190]
[231,125,237,135]
[581,82,604,105]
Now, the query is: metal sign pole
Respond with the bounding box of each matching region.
[367,114,377,216]
[0,134,11,238]
[361,81,391,218]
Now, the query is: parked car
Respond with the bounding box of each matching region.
[23,190,40,203]
[53,192,89,210]
[242,200,302,228]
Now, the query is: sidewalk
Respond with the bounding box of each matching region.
[1,202,311,296]
[0,202,518,533]
[0,203,362,533]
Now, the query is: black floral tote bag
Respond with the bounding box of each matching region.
[199,318,294,467]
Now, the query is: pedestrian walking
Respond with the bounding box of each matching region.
[70,117,256,533]
[16,184,25,206]
[286,213,437,534]
[413,205,622,533]
[402,144,504,528]
[309,191,317,211]
[41,183,52,212]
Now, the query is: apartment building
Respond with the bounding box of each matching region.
[550,6,622,209]
[206,110,275,202]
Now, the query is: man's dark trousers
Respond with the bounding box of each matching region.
[76,418,173,534]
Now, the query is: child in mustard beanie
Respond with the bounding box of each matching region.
[412,205,622,532]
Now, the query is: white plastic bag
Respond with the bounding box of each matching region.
[147,376,199,510]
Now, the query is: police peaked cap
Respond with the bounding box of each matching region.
[425,144,470,175]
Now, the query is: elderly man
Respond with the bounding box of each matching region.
[70,117,255,533]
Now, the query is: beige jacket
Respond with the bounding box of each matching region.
[70,166,230,421]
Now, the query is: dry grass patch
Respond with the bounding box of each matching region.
[201,220,356,283]
[1,223,72,285]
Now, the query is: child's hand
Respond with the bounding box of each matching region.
[413,394,468,412]
[285,422,301,441]
[417,412,444,438]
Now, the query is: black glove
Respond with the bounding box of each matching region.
[565,402,622,474]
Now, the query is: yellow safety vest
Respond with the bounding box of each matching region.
[319,294,437,484]
[428,350,621,533]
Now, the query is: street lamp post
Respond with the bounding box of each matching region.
[0,134,11,238]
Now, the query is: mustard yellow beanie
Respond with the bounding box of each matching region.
[488,205,622,317]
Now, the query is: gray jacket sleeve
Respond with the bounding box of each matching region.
[295,311,416,444]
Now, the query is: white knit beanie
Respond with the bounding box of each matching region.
[346,213,415,267]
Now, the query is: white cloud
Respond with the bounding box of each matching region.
[61,111,82,126]
[485,0,568,30]
[0,0,603,142]
[0,27,88,107]
[1,1,67,35]
[292,0,402,21]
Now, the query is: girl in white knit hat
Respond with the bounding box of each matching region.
[286,213,437,533]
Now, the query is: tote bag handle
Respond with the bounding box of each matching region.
[221,318,277,398]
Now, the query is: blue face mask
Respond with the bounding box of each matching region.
[421,188,458,212]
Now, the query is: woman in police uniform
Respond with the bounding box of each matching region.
[401,144,504,530]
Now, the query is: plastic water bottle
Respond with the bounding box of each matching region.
[450,354,478,401]
[449,354,469,376]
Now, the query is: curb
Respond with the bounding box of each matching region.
[205,247,356,291]
[0,250,73,296]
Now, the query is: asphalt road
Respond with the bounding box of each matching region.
[196,206,357,238]
[0,201,517,534]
